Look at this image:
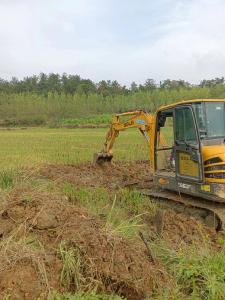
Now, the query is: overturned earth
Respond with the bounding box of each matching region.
[0,161,221,299]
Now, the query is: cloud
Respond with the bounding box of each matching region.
[0,0,225,85]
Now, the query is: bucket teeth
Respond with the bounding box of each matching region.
[93,152,113,165]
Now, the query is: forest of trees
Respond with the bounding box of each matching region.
[1,73,225,127]
[1,73,225,96]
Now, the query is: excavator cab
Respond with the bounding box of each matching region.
[155,104,203,181]
[155,100,225,202]
[155,103,203,199]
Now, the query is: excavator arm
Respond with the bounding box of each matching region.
[93,110,156,168]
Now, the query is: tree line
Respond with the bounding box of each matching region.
[1,73,225,127]
[1,73,225,96]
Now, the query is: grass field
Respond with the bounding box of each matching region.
[0,128,148,169]
[2,127,225,300]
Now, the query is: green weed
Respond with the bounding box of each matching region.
[152,241,225,300]
[216,237,225,246]
[105,195,144,239]
[105,214,143,238]
[62,184,110,214]
[179,252,225,299]
[0,170,14,190]
[22,234,43,249]
[62,185,147,238]
[62,186,153,239]
[118,189,157,216]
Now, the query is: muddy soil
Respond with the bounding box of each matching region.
[40,161,152,190]
[0,161,220,299]
[0,187,166,300]
[40,161,218,244]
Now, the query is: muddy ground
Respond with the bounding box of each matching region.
[0,189,167,299]
[40,161,218,244]
[40,160,152,190]
[0,161,220,299]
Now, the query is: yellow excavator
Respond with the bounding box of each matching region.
[94,99,225,231]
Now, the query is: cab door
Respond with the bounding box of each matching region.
[174,105,203,182]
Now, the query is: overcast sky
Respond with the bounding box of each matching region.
[0,0,225,85]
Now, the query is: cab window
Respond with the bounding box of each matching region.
[193,102,225,138]
[156,110,175,173]
[175,107,197,144]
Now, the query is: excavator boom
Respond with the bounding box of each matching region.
[93,110,156,166]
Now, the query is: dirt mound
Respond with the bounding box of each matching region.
[0,188,166,299]
[40,161,219,246]
[0,161,220,299]
[160,209,217,246]
[40,161,152,190]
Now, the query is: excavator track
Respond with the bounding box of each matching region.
[140,188,225,231]
[123,179,225,231]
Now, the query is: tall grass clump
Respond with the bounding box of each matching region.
[0,170,14,190]
[62,185,151,239]
[104,195,144,239]
[58,242,86,291]
[118,189,157,216]
[177,251,225,299]
[62,184,110,214]
[62,185,156,218]
[152,241,225,300]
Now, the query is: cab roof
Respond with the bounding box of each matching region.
[158,99,225,112]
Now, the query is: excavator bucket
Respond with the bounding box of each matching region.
[93,152,113,165]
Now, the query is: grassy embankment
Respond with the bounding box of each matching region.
[1,128,225,299]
